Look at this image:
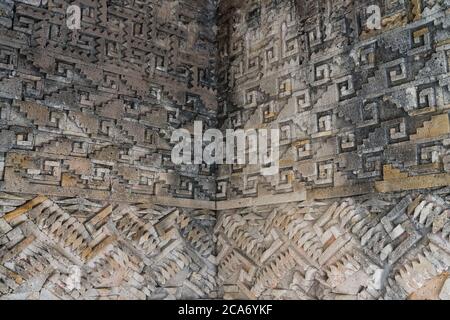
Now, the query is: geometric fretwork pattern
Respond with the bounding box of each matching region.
[216,0,450,201]
[216,194,450,300]
[215,0,450,300]
[0,0,217,203]
[0,194,216,299]
[0,0,218,300]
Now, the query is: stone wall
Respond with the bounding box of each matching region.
[0,0,218,299]
[1,0,450,301]
[215,0,450,300]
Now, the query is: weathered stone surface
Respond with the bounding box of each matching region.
[215,0,450,300]
[439,277,450,300]
[1,0,450,300]
[0,0,218,300]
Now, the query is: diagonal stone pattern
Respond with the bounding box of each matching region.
[0,0,450,300]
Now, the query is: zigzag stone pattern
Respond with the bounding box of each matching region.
[0,0,218,204]
[0,194,217,299]
[1,0,450,300]
[0,0,218,299]
[215,0,450,300]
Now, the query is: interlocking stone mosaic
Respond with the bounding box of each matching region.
[215,0,450,300]
[1,0,450,300]
[0,0,218,300]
